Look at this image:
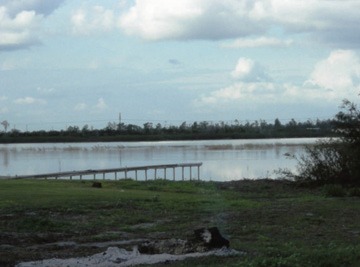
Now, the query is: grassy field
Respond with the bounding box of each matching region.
[0,179,359,266]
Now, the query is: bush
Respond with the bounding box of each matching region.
[323,184,346,197]
[293,140,348,185]
[349,187,360,197]
[292,99,360,186]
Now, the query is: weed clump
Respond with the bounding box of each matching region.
[349,187,360,197]
[323,184,346,197]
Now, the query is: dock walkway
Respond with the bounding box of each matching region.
[12,163,203,181]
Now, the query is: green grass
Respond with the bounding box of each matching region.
[0,179,359,266]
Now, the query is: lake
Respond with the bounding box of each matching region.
[0,138,320,181]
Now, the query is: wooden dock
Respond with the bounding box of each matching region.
[12,163,203,181]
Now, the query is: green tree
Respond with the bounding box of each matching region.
[333,100,360,182]
[1,120,9,132]
[143,122,153,134]
[274,118,282,129]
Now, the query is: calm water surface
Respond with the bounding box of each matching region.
[0,138,320,181]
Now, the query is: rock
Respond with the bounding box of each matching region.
[92,182,102,188]
[194,227,230,249]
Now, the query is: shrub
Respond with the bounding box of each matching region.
[293,140,347,185]
[349,187,360,197]
[292,99,360,186]
[323,184,346,197]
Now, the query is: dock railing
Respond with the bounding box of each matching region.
[12,163,203,181]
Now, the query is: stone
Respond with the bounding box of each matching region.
[194,227,230,249]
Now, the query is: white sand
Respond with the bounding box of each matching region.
[17,246,241,267]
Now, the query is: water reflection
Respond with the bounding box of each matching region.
[0,138,320,181]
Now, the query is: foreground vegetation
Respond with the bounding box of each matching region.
[283,100,360,186]
[0,179,359,266]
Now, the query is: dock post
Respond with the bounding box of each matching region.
[135,170,138,181]
[145,169,148,181]
[93,174,96,180]
[115,172,117,180]
[182,167,184,181]
[125,169,128,179]
[103,173,105,180]
[80,175,82,181]
[154,168,157,180]
[173,167,176,181]
[190,167,192,181]
[198,165,200,181]
[164,168,167,180]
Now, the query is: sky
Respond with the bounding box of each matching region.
[1,0,360,131]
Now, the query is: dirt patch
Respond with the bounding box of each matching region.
[14,227,237,266]
[16,246,242,267]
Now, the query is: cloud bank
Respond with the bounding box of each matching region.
[3,1,360,51]
[118,0,360,48]
[195,50,360,109]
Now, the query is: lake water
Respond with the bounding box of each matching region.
[0,138,320,181]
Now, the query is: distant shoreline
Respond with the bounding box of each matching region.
[0,132,335,144]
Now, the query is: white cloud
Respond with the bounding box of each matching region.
[94,98,107,110]
[119,0,360,48]
[74,102,87,111]
[223,37,293,48]
[306,50,360,97]
[256,0,360,48]
[282,83,339,102]
[2,0,64,16]
[231,58,269,82]
[37,87,54,94]
[75,99,107,112]
[14,96,46,105]
[0,57,30,69]
[0,107,9,114]
[194,81,338,109]
[194,82,278,107]
[232,58,254,79]
[1,60,16,70]
[0,0,64,50]
[0,96,8,101]
[0,7,40,49]
[119,0,265,41]
[71,5,115,35]
[195,57,278,107]
[194,50,360,109]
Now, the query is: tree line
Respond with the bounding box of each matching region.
[0,118,336,143]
